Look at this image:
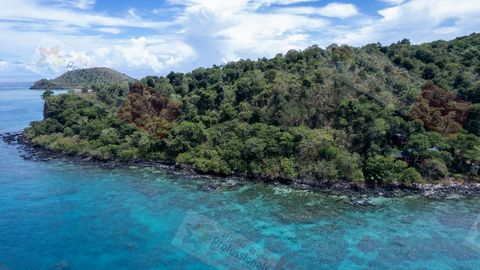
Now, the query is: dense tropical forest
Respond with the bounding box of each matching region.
[25,33,480,188]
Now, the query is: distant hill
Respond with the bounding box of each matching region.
[30,67,134,89]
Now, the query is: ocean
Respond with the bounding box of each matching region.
[1,83,480,269]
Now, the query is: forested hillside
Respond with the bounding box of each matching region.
[30,67,133,90]
[25,33,480,187]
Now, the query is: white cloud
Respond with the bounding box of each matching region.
[58,0,96,10]
[317,3,359,18]
[94,47,110,58]
[115,37,196,73]
[116,37,164,72]
[0,60,39,81]
[127,8,141,20]
[173,0,329,67]
[381,0,480,22]
[0,60,10,70]
[338,0,480,45]
[2,0,480,81]
[249,0,318,8]
[96,27,122,34]
[24,36,98,77]
[378,0,405,5]
[0,0,168,29]
[280,3,359,18]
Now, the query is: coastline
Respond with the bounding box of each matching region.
[3,131,480,204]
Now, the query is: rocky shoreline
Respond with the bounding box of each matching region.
[2,131,480,204]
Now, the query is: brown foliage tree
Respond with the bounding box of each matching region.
[119,83,182,138]
[410,82,471,134]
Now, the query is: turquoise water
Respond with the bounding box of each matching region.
[1,84,480,270]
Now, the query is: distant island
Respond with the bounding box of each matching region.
[22,33,480,192]
[30,67,134,90]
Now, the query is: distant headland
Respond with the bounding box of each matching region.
[30,67,134,90]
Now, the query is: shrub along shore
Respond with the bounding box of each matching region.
[3,131,480,201]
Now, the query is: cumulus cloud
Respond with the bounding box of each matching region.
[173,0,330,67]
[93,47,110,58]
[1,0,480,80]
[338,0,480,45]
[115,37,195,73]
[116,37,164,72]
[162,0,480,70]
[316,3,359,18]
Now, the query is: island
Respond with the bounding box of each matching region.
[30,67,134,90]
[23,33,480,193]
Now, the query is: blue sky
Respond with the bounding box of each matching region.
[0,0,479,82]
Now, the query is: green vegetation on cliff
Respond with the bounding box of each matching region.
[25,33,480,187]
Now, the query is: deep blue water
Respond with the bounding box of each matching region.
[1,84,480,270]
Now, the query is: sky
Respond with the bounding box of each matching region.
[0,0,479,82]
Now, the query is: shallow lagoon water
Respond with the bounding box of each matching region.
[1,84,480,269]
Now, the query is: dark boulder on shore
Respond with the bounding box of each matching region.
[3,131,480,203]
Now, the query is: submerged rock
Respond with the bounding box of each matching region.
[4,131,480,199]
[54,260,70,270]
[349,198,376,207]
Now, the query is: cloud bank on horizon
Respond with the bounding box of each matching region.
[0,0,479,81]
